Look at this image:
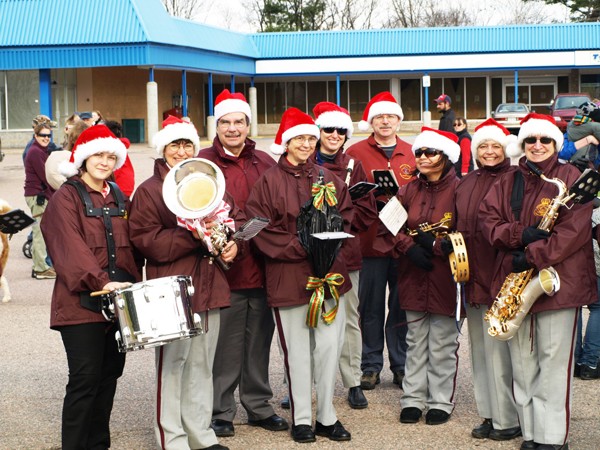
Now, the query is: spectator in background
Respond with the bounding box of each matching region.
[92,110,104,125]
[435,94,455,133]
[61,113,81,149]
[103,120,135,197]
[23,114,59,161]
[453,117,474,178]
[80,112,96,127]
[45,120,90,191]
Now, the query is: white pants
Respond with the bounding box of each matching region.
[339,271,362,388]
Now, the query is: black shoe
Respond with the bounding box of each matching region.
[520,440,538,450]
[210,419,234,437]
[202,445,229,450]
[280,395,290,409]
[489,426,522,441]
[579,364,599,380]
[248,414,289,431]
[574,364,581,378]
[399,407,422,423]
[291,424,316,443]
[392,371,405,387]
[471,418,493,439]
[347,386,368,409]
[360,371,380,390]
[315,420,351,441]
[536,445,568,450]
[425,409,450,425]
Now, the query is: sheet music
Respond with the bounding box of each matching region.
[379,196,408,236]
[311,231,354,240]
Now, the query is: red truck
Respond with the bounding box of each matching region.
[549,93,592,131]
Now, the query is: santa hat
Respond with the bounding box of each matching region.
[512,113,563,158]
[412,126,460,164]
[153,115,200,157]
[358,92,404,131]
[471,118,517,155]
[214,89,252,123]
[312,101,354,138]
[270,107,319,155]
[59,125,127,178]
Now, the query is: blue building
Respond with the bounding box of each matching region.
[0,0,599,146]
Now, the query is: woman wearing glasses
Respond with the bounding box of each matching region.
[480,113,596,450]
[453,117,473,178]
[24,122,56,279]
[378,127,461,426]
[246,107,354,443]
[311,102,378,410]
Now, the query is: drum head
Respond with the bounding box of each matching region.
[163,158,226,219]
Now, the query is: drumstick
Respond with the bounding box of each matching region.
[90,290,111,297]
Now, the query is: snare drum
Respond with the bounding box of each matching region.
[106,276,203,352]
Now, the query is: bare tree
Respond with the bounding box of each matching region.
[384,0,474,28]
[493,0,565,24]
[161,0,214,22]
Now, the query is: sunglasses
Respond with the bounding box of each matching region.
[321,127,348,136]
[523,136,553,145]
[37,133,52,138]
[415,148,443,158]
[453,122,463,127]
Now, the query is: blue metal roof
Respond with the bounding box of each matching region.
[250,23,600,59]
[0,0,599,74]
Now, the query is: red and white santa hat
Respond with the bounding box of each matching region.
[411,126,460,163]
[471,118,517,155]
[513,113,563,158]
[312,101,354,138]
[214,89,252,123]
[270,107,320,155]
[153,115,200,156]
[59,124,127,177]
[358,91,404,131]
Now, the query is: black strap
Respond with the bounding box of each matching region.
[510,171,524,221]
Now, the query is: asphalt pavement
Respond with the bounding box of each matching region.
[0,139,599,449]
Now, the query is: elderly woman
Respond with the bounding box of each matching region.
[41,125,140,450]
[380,127,461,426]
[246,107,354,444]
[480,113,596,450]
[454,119,521,442]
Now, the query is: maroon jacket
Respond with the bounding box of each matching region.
[198,138,275,290]
[129,159,244,313]
[24,140,53,199]
[480,155,596,312]
[41,177,141,329]
[390,168,460,315]
[345,134,416,257]
[313,150,378,271]
[454,159,515,306]
[245,155,354,308]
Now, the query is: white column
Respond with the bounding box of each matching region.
[249,86,258,138]
[147,81,159,147]
[207,116,216,142]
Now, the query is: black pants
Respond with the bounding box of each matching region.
[59,322,125,450]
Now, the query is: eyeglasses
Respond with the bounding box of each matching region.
[290,135,318,145]
[372,114,399,122]
[321,127,348,136]
[415,148,443,158]
[166,140,195,152]
[453,122,463,127]
[523,136,553,145]
[37,133,52,138]
[218,119,247,129]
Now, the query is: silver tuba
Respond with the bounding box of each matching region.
[162,158,230,254]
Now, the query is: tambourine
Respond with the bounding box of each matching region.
[447,232,469,283]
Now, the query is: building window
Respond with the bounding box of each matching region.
[582,74,600,100]
[401,79,421,121]
[465,77,486,119]
[0,70,39,130]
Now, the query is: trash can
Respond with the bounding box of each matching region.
[122,119,145,143]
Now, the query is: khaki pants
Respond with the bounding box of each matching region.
[25,195,51,273]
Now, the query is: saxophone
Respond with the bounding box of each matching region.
[485,162,575,340]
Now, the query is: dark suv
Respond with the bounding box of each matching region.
[549,93,592,131]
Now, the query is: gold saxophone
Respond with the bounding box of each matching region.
[485,164,576,340]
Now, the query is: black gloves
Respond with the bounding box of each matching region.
[440,238,454,257]
[415,229,436,251]
[406,245,434,271]
[512,251,531,273]
[521,226,550,246]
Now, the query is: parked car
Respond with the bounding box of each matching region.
[491,103,530,133]
[549,93,592,131]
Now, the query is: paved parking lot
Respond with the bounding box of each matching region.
[1,140,599,449]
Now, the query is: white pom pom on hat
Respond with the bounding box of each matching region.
[411,126,460,164]
[153,115,200,157]
[270,107,320,155]
[59,124,127,178]
[358,91,403,131]
[312,101,354,138]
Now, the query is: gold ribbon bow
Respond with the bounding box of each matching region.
[305,272,345,328]
[311,182,338,211]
